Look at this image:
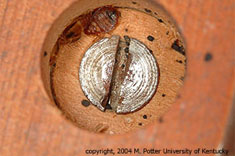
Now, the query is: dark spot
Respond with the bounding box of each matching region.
[204,52,213,62]
[144,8,152,13]
[154,12,158,15]
[171,39,185,55]
[124,35,130,46]
[147,35,155,41]
[117,46,121,52]
[81,100,90,107]
[125,28,128,32]
[138,123,142,126]
[149,49,153,54]
[125,54,129,58]
[105,103,112,110]
[61,21,82,44]
[117,47,121,55]
[124,35,130,42]
[166,31,169,35]
[143,115,147,119]
[99,126,109,133]
[53,96,61,109]
[65,31,75,38]
[132,1,137,4]
[63,21,77,35]
[52,63,56,67]
[158,18,164,23]
[159,117,163,123]
[176,60,183,64]
[121,64,125,69]
[49,55,57,66]
[180,76,184,81]
[162,94,166,97]
[124,47,129,53]
[44,51,47,56]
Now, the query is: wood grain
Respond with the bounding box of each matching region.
[43,3,186,134]
[0,0,234,156]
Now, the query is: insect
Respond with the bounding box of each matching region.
[59,5,120,44]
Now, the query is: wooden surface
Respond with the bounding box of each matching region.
[42,1,186,134]
[0,0,234,156]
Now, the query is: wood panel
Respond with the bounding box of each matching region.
[0,0,234,155]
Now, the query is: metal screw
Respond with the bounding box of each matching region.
[79,35,159,113]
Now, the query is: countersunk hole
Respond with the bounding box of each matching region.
[40,0,187,135]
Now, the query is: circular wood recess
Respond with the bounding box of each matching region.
[41,0,186,134]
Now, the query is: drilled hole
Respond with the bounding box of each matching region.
[41,0,186,134]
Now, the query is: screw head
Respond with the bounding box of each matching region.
[79,36,159,113]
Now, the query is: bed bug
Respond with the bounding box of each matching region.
[58,5,120,44]
[81,5,120,35]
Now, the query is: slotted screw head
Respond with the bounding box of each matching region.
[79,35,159,113]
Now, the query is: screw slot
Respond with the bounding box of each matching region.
[79,35,159,113]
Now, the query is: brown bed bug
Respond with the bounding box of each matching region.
[80,5,120,35]
[57,5,120,45]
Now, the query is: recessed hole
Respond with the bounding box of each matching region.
[41,0,186,134]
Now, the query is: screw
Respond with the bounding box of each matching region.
[79,35,159,113]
